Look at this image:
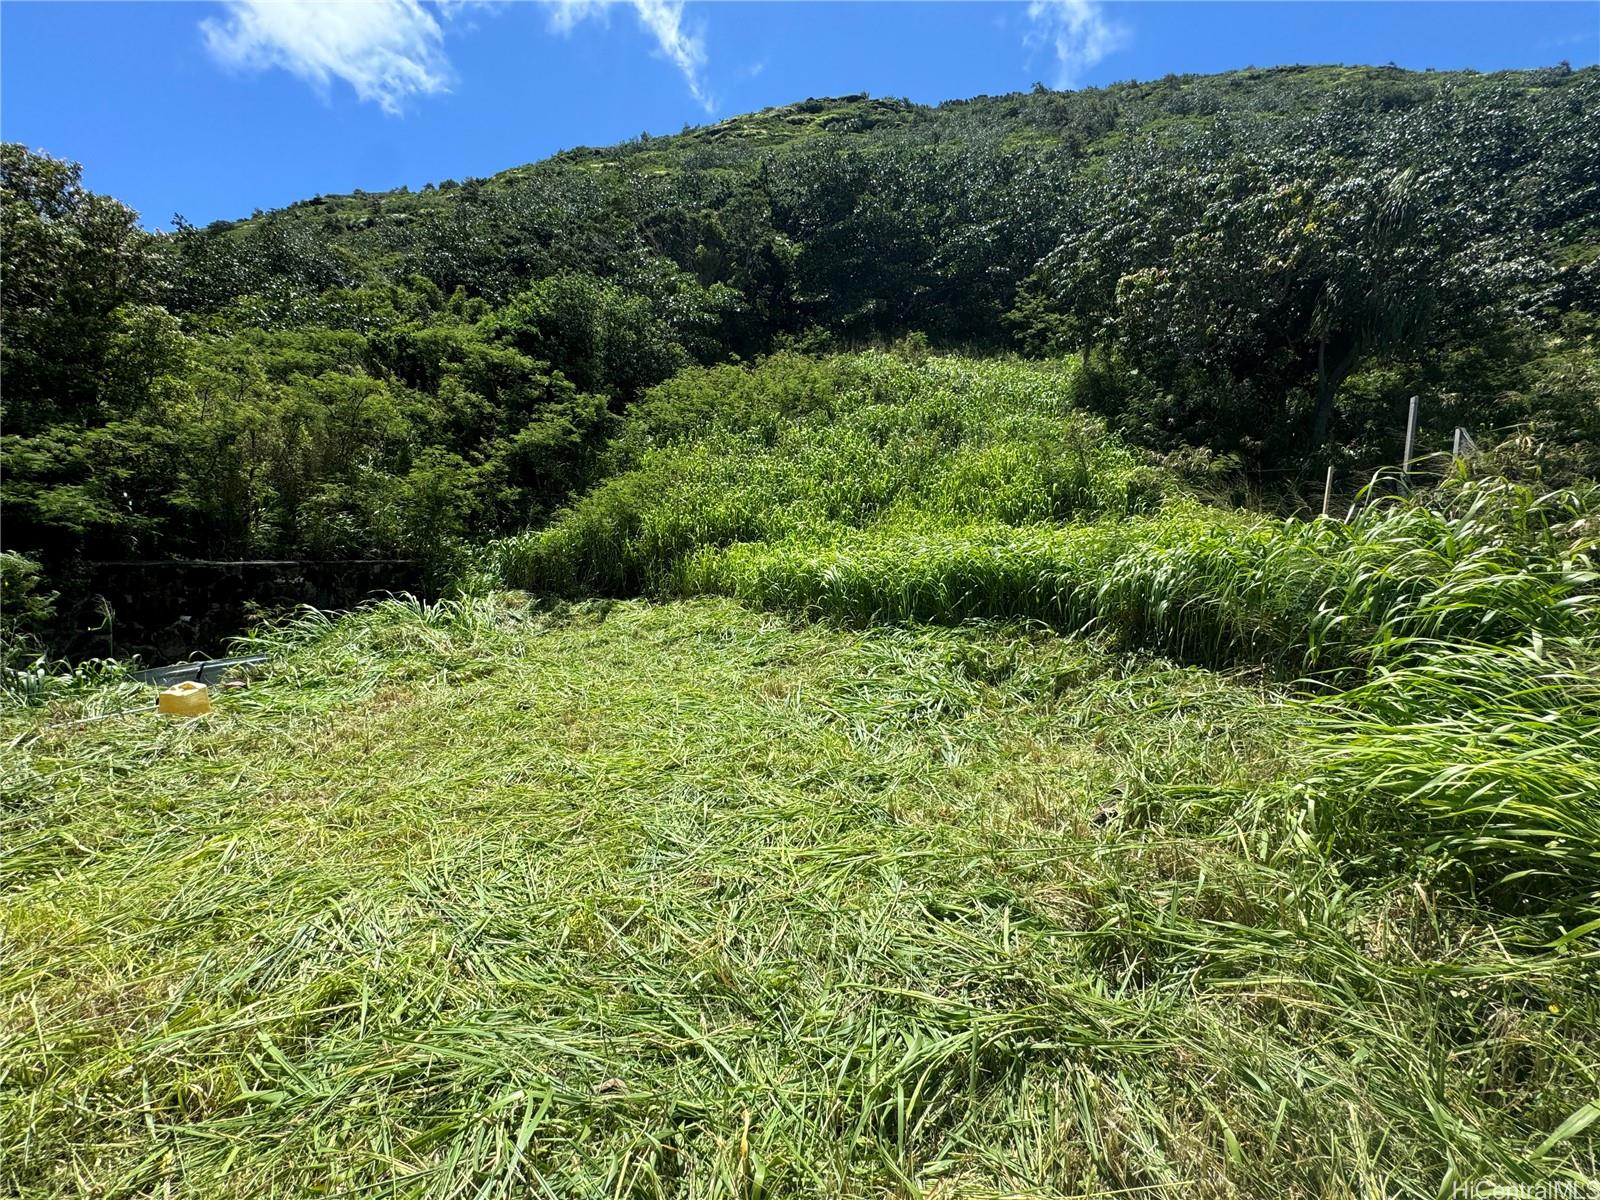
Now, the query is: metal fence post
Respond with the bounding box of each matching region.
[1402,395,1420,489]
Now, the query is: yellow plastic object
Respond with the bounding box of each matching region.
[158,680,212,717]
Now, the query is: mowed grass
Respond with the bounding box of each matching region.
[4,596,1598,1197]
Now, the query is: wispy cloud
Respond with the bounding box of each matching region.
[202,0,452,114]
[546,0,712,112]
[1025,0,1127,88]
[202,0,714,115]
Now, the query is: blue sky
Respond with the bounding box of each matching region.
[3,1,1596,229]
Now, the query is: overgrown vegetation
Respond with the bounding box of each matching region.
[3,59,1598,1200]
[4,64,1598,657]
[6,340,1597,1194]
[490,353,1597,674]
[488,354,1159,597]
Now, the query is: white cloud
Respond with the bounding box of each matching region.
[545,0,712,112]
[1025,0,1127,88]
[202,0,713,115]
[544,0,608,35]
[202,0,452,114]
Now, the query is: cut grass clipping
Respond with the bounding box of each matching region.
[4,596,1597,1197]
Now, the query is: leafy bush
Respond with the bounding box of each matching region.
[0,552,55,669]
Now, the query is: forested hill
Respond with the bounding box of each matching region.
[174,63,1598,347]
[3,63,1598,657]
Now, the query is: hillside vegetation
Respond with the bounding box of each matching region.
[4,64,1599,657]
[2,60,1599,1199]
[5,345,1598,1195]
[491,353,1596,676]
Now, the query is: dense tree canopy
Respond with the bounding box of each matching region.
[1034,142,1515,457]
[1,144,163,436]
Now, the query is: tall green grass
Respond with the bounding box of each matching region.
[1302,636,1600,916]
[681,480,1597,674]
[488,352,1161,596]
[487,353,1594,679]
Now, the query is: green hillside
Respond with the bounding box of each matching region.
[184,64,1596,317]
[3,63,1599,1195]
[4,63,1598,661]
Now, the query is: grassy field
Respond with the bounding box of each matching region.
[5,352,1598,1197]
[4,593,1597,1197]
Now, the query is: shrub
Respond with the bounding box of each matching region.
[0,552,55,670]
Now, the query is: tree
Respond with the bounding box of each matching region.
[1029,126,1526,458]
[1,145,160,435]
[488,269,694,403]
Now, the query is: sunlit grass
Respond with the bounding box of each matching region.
[1303,635,1600,916]
[4,596,1596,1196]
[487,353,1160,597]
[7,353,1598,1197]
